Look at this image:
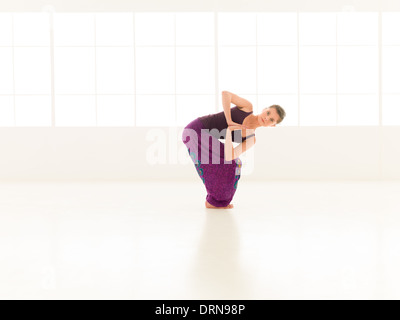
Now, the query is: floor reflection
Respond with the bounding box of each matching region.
[189,211,253,299]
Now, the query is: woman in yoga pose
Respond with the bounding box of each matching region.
[182,91,286,209]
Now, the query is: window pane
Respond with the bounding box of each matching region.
[176,12,214,46]
[177,95,215,127]
[257,13,297,45]
[0,96,14,126]
[383,95,400,126]
[337,46,378,94]
[176,47,215,94]
[97,95,134,126]
[258,46,297,94]
[382,13,400,45]
[218,47,257,94]
[0,48,14,94]
[55,95,96,126]
[13,13,50,46]
[136,95,175,127]
[135,13,175,46]
[0,13,12,46]
[54,47,95,94]
[54,13,95,46]
[95,13,133,46]
[337,12,378,46]
[15,95,51,126]
[300,95,336,126]
[338,95,379,126]
[96,47,134,94]
[218,13,257,46]
[135,47,175,94]
[299,13,336,46]
[238,94,257,110]
[382,46,400,94]
[14,48,51,95]
[258,94,298,126]
[300,47,336,94]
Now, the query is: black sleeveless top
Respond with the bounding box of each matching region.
[198,106,256,143]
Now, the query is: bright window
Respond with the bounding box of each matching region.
[300,95,336,126]
[15,95,52,127]
[337,12,378,46]
[338,95,379,126]
[53,13,95,46]
[54,47,96,94]
[96,47,135,94]
[135,47,175,95]
[176,47,215,95]
[258,13,297,45]
[258,46,298,95]
[299,13,336,46]
[0,13,13,46]
[382,13,400,45]
[382,95,400,125]
[218,13,257,46]
[0,96,14,126]
[299,47,336,94]
[97,95,135,126]
[136,95,175,127]
[382,44,400,94]
[96,13,134,46]
[55,95,96,126]
[135,13,175,46]
[13,12,50,46]
[337,46,379,94]
[0,12,398,127]
[0,48,14,94]
[219,46,257,94]
[176,13,214,46]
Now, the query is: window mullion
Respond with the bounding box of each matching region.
[50,11,55,127]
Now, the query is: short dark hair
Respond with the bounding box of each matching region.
[264,105,286,124]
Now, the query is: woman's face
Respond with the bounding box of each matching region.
[259,108,279,127]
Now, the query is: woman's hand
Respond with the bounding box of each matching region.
[227,125,243,132]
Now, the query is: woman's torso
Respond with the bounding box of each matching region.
[198,106,255,143]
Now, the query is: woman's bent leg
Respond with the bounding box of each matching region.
[182,118,241,208]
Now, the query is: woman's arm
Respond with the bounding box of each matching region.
[225,126,256,162]
[224,127,235,162]
[222,91,253,126]
[222,91,233,125]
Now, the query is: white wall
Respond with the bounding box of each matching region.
[0,126,399,181]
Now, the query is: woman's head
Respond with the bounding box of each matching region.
[258,105,286,127]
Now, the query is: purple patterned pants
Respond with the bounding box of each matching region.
[182,118,242,207]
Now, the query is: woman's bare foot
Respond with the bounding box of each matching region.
[205,200,234,209]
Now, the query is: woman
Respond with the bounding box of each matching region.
[182,91,286,209]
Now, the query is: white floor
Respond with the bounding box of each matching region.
[0,180,400,300]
